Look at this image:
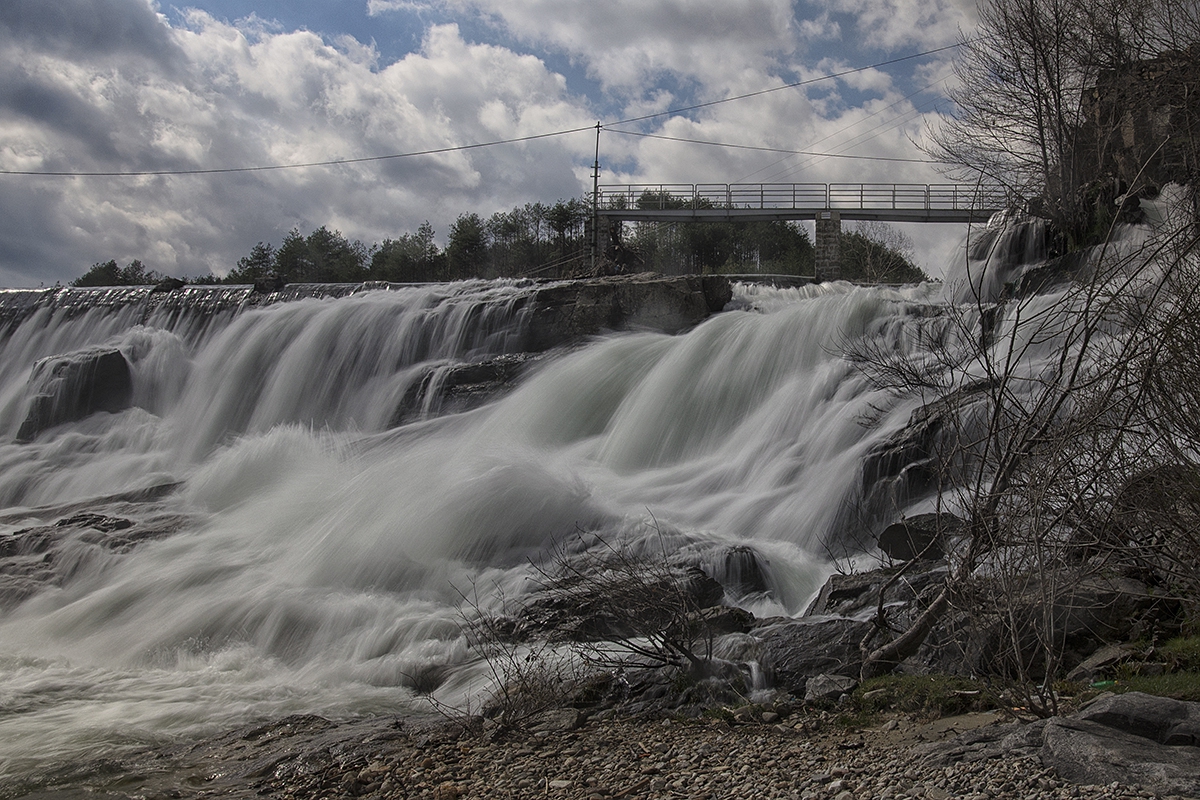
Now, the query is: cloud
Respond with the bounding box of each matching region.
[0,9,596,284]
[0,0,182,69]
[823,0,978,50]
[0,0,974,285]
[382,0,798,93]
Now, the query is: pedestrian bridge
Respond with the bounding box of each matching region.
[594,182,1011,280]
[596,183,1008,223]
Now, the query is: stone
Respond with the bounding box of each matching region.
[719,545,770,597]
[523,272,727,352]
[756,617,870,693]
[804,560,948,619]
[151,277,186,293]
[1076,691,1200,747]
[877,515,963,562]
[1064,644,1132,682]
[391,353,543,425]
[805,674,859,704]
[927,692,1200,797]
[17,347,133,441]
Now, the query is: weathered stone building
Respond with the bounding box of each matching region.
[1077,44,1200,190]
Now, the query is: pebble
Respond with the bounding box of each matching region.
[108,711,1190,800]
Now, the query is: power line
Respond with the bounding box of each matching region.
[606,129,941,163]
[607,42,964,125]
[0,42,966,178]
[0,126,598,177]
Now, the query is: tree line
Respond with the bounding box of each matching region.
[73,194,926,287]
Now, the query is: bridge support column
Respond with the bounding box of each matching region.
[815,210,841,282]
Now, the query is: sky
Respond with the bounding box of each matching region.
[0,0,982,286]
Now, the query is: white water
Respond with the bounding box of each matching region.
[0,270,1048,779]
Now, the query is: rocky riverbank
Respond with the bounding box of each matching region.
[10,696,1194,799]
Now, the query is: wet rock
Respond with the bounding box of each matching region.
[860,381,992,512]
[252,274,286,294]
[523,273,727,352]
[151,277,186,293]
[877,514,963,562]
[804,561,948,619]
[17,347,133,441]
[719,545,770,598]
[391,353,543,425]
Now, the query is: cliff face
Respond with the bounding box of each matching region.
[1077,44,1200,190]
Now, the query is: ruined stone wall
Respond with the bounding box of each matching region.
[1078,45,1200,190]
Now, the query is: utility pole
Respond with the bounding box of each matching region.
[591,122,601,274]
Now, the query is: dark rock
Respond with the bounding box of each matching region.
[718,546,770,598]
[523,273,726,352]
[860,381,993,514]
[700,275,733,312]
[252,274,286,294]
[1015,248,1094,298]
[690,606,754,636]
[982,694,1200,795]
[877,514,964,562]
[16,347,133,441]
[151,277,186,293]
[1040,717,1200,795]
[391,353,543,425]
[928,693,1200,795]
[913,573,1169,679]
[1064,643,1133,682]
[682,566,725,608]
[756,617,871,694]
[804,560,948,618]
[1076,692,1200,747]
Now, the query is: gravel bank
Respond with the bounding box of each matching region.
[41,710,1186,800]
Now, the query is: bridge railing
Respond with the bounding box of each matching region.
[598,183,1009,213]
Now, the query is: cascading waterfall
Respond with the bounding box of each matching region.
[0,232,1114,781]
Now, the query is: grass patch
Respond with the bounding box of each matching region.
[1113,671,1200,702]
[1158,636,1200,671]
[851,675,997,718]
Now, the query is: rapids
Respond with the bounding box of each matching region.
[0,269,1011,781]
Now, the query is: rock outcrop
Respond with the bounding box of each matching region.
[522,273,731,352]
[929,692,1200,796]
[17,347,133,441]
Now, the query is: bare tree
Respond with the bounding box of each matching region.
[853,187,1200,714]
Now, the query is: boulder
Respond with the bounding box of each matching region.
[719,545,771,598]
[523,273,728,352]
[877,514,964,562]
[860,380,993,513]
[151,277,186,293]
[16,347,133,441]
[804,673,859,704]
[391,353,542,425]
[804,560,948,618]
[755,617,871,694]
[930,693,1200,796]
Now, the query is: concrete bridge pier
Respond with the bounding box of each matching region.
[815,210,841,282]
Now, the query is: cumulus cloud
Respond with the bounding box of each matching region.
[823,0,978,50]
[383,0,798,93]
[0,4,595,284]
[0,0,976,285]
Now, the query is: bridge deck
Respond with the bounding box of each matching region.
[596,183,1008,224]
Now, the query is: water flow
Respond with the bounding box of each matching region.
[0,278,949,778]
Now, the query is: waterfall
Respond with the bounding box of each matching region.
[0,268,1036,778]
